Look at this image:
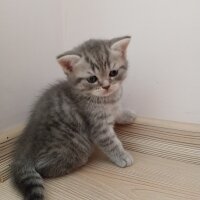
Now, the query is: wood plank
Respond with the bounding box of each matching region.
[0,152,200,200]
[135,117,200,132]
[0,125,23,144]
[1,117,200,182]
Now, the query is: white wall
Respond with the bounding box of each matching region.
[0,0,200,133]
[63,0,200,124]
[0,0,65,131]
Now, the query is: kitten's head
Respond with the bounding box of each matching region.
[57,36,131,97]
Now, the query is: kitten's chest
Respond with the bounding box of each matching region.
[91,103,120,124]
[104,103,119,117]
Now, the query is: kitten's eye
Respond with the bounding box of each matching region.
[87,76,98,83]
[109,70,118,77]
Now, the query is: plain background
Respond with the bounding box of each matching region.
[0,0,200,132]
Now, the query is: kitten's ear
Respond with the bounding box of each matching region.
[110,36,131,55]
[57,54,81,74]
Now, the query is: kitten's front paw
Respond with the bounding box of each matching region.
[116,110,137,124]
[124,110,137,123]
[114,151,134,168]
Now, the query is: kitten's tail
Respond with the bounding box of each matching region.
[12,161,44,200]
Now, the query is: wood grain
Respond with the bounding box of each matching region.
[0,152,200,200]
[0,127,20,182]
[0,117,200,199]
[116,117,200,164]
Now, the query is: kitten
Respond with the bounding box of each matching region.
[11,36,136,200]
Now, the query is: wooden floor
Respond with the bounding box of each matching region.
[1,118,200,199]
[1,150,200,200]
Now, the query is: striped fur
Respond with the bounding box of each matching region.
[12,36,136,200]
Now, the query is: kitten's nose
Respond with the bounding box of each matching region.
[102,85,110,90]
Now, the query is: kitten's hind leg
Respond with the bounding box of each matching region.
[35,151,89,178]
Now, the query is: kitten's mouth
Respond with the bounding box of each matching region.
[102,89,113,96]
[94,83,120,97]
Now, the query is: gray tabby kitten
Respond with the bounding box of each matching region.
[12,36,136,200]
